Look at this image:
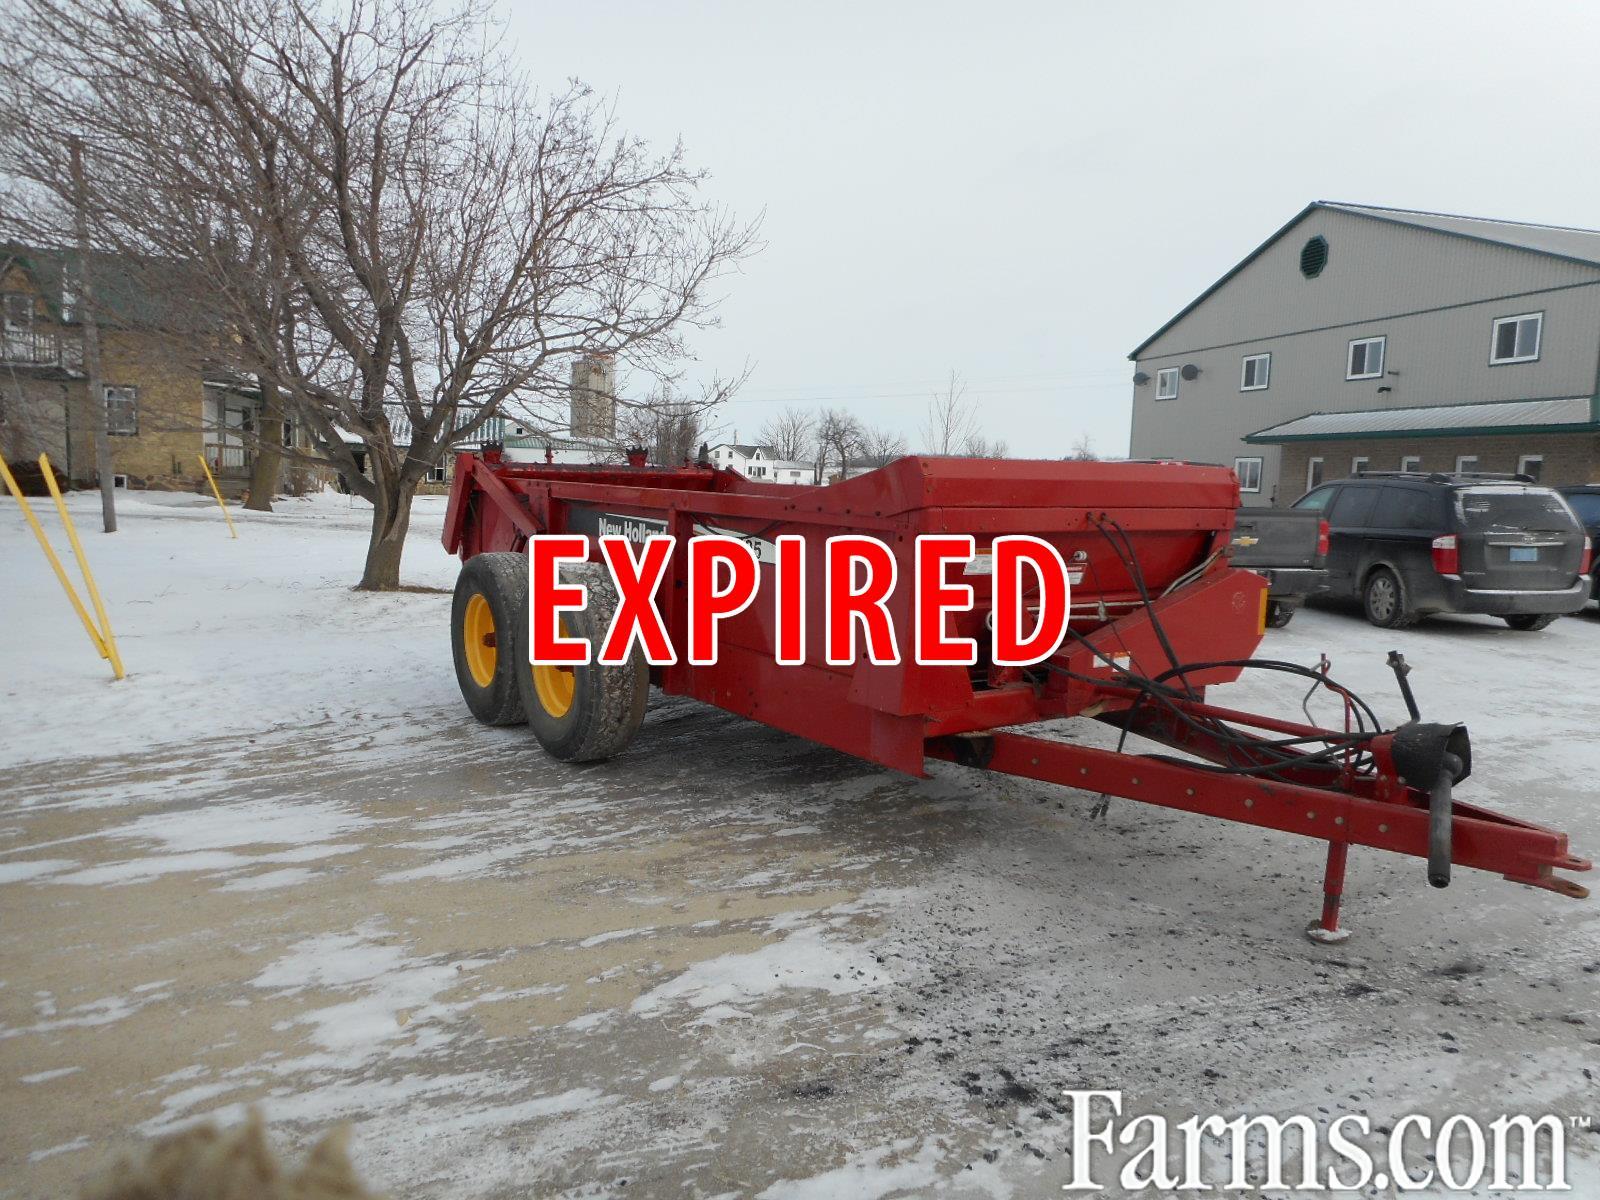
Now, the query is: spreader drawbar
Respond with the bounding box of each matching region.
[928,678,1589,942]
[443,450,1591,939]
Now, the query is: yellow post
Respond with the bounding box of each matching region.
[196,453,238,539]
[40,454,125,680]
[0,450,110,665]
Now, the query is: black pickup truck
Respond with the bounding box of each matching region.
[1229,507,1329,628]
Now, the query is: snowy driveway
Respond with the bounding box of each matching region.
[2,493,1598,1197]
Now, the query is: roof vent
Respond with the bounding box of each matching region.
[1300,235,1329,279]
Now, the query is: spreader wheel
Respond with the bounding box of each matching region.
[517,562,649,762]
[451,552,529,726]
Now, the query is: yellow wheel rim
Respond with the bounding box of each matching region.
[532,619,576,718]
[463,593,498,688]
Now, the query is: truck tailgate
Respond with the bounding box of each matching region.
[1229,508,1324,570]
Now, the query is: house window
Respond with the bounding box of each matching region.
[427,464,447,483]
[1518,454,1544,481]
[1240,353,1271,391]
[1351,455,1369,476]
[3,292,32,331]
[1155,367,1180,400]
[1234,456,1263,494]
[1305,457,1324,491]
[1400,455,1421,472]
[1490,312,1542,365]
[104,385,138,435]
[1347,336,1386,380]
[1455,455,1479,474]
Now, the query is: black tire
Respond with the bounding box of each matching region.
[1362,567,1416,629]
[1503,613,1557,631]
[1265,601,1296,629]
[517,562,649,762]
[452,552,530,726]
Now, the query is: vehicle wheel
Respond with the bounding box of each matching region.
[452,552,530,726]
[1503,613,1557,631]
[1265,601,1296,629]
[517,562,649,762]
[1362,567,1416,629]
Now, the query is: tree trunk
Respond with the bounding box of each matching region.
[244,379,285,512]
[357,476,415,591]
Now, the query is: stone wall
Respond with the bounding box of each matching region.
[90,330,209,489]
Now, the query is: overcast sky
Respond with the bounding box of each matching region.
[509,2,1600,458]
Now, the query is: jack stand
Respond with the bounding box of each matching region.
[1306,840,1352,944]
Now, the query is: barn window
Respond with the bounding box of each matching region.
[1347,336,1386,380]
[1490,312,1542,364]
[1234,456,1263,493]
[1299,236,1329,278]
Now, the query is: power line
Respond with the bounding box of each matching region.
[723,379,1133,405]
[733,368,1130,397]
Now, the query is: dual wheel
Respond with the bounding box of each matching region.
[450,552,648,761]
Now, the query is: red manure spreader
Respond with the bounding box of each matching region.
[443,451,1589,940]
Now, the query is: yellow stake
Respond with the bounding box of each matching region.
[196,453,238,539]
[0,450,112,667]
[40,454,125,680]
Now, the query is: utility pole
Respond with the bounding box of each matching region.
[69,135,115,533]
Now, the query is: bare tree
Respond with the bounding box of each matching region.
[615,384,719,467]
[757,406,814,462]
[921,370,975,456]
[961,432,1010,459]
[859,424,907,466]
[0,0,756,588]
[814,407,864,481]
[1066,432,1098,461]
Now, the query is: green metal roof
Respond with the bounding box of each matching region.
[1244,396,1600,444]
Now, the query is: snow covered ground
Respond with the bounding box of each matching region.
[1,490,1598,1197]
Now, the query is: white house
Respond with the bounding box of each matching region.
[708,442,815,484]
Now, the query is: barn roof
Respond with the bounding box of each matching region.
[1129,202,1600,360]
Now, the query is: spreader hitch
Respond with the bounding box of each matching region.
[1385,654,1472,887]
